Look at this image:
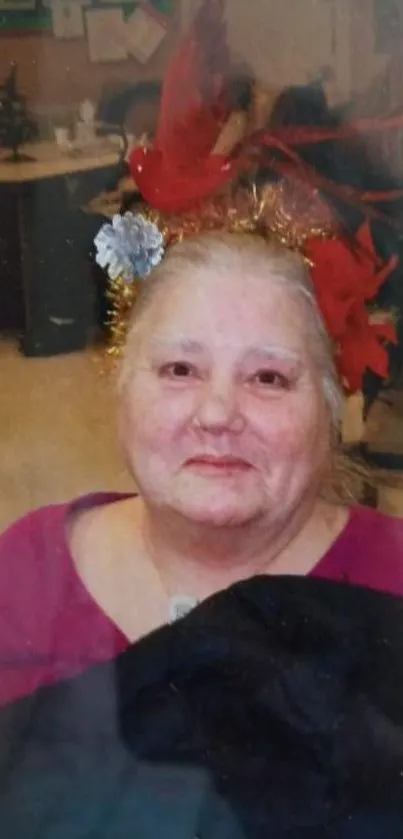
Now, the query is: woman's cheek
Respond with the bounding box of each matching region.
[134,390,195,450]
[251,396,324,457]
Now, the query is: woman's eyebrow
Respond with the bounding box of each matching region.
[148,339,302,362]
[242,344,301,362]
[149,338,205,354]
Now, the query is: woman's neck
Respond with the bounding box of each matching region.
[136,498,348,602]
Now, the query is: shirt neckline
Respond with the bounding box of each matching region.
[56,493,362,639]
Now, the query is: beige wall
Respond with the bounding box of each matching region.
[181,0,391,105]
[181,0,351,102]
[0,1,392,115]
[0,5,180,111]
[350,0,390,96]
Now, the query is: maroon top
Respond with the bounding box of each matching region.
[0,492,402,708]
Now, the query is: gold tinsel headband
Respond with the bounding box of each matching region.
[94,171,397,395]
[96,178,335,358]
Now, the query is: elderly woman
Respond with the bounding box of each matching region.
[0,226,402,708]
[0,0,403,713]
[2,231,403,838]
[0,0,403,711]
[3,7,403,836]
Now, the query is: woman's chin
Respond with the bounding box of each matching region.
[143,471,267,526]
[171,489,262,527]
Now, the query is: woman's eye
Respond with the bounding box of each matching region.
[251,370,290,389]
[160,362,196,379]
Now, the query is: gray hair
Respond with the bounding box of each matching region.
[121,231,343,435]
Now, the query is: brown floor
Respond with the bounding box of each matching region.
[1,338,403,531]
[0,339,133,531]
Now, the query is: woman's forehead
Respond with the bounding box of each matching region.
[143,271,306,351]
[144,264,305,331]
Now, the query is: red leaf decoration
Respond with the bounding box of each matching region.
[305,223,397,392]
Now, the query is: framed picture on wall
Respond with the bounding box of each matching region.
[0,1,36,8]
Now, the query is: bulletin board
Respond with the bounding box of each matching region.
[0,0,173,32]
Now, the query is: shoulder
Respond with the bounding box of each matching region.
[0,499,80,621]
[0,501,74,703]
[0,492,134,590]
[341,505,403,596]
[0,493,131,706]
[0,492,131,554]
[0,493,122,588]
[347,504,403,544]
[0,501,68,565]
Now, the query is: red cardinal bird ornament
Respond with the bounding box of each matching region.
[130,0,237,212]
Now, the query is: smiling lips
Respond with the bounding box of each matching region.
[185,455,252,473]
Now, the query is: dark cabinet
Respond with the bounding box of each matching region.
[0,183,24,333]
[0,163,116,356]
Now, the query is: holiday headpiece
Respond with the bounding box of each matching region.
[94,0,402,394]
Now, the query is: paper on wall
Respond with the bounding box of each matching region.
[51,0,84,39]
[86,8,128,63]
[126,5,167,64]
[44,0,90,6]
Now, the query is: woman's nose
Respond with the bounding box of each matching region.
[193,380,245,434]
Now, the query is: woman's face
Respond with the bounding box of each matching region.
[119,263,331,528]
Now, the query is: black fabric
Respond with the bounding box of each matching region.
[1,576,403,837]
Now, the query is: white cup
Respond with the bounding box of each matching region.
[75,121,95,148]
[107,133,124,149]
[54,126,70,151]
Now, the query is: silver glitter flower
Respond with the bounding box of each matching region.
[94,212,164,282]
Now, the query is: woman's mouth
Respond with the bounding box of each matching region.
[185,455,252,474]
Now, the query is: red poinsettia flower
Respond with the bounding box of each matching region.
[338,308,396,392]
[305,222,398,392]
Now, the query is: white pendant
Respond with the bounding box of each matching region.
[169,595,199,624]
